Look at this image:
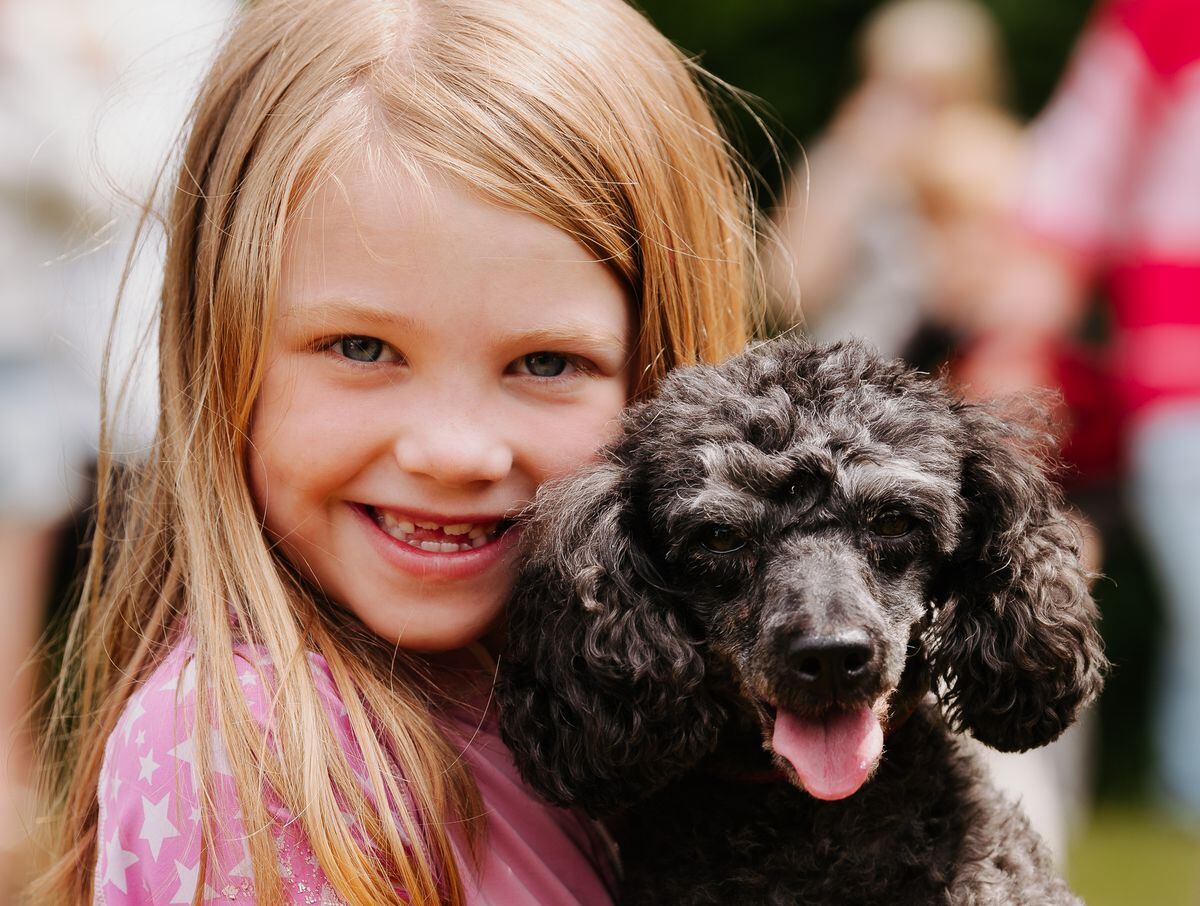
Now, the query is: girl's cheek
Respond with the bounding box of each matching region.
[531,405,626,481]
[247,371,354,498]
[257,370,350,447]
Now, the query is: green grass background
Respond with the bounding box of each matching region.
[1069,807,1200,906]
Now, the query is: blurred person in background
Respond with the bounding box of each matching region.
[0,0,233,897]
[962,0,1200,828]
[765,0,1009,359]
[767,0,1100,861]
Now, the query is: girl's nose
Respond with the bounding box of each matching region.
[392,414,513,487]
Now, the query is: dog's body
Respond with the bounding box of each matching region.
[617,704,1070,904]
[498,338,1104,904]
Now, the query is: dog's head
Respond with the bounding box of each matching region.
[497,338,1105,815]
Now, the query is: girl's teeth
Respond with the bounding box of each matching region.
[373,509,502,551]
[408,538,490,552]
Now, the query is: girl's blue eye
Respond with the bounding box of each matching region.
[520,352,570,377]
[332,336,397,363]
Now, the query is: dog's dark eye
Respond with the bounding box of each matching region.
[699,525,748,553]
[870,512,914,538]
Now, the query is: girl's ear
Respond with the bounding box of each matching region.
[928,403,1106,752]
[497,459,724,817]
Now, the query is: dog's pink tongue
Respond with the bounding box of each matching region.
[772,707,883,800]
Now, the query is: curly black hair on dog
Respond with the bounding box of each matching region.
[498,337,1105,905]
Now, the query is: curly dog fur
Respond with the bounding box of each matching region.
[497,337,1106,905]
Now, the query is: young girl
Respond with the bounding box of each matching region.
[35,0,756,903]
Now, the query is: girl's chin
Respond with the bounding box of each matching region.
[353,594,507,654]
[348,580,511,652]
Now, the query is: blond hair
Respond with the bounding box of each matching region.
[35,1,755,903]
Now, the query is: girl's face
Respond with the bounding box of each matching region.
[249,160,631,651]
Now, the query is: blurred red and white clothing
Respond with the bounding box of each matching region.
[1018,0,1200,818]
[1020,0,1200,419]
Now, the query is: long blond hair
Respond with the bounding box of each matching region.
[35,0,756,902]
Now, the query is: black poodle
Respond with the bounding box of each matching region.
[497,337,1106,905]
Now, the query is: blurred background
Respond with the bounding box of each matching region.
[2,0,1198,903]
[0,0,234,899]
[633,2,1200,902]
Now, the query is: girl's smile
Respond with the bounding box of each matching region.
[248,159,631,651]
[366,505,512,553]
[352,503,522,581]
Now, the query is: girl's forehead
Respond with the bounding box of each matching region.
[284,157,601,270]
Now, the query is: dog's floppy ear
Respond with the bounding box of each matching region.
[928,402,1106,752]
[497,457,724,817]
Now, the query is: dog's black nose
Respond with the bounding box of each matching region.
[786,630,876,697]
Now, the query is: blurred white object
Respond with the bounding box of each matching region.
[0,0,236,488]
[972,718,1095,866]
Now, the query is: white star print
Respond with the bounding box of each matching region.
[167,732,195,767]
[161,660,197,696]
[239,670,258,687]
[138,793,180,860]
[122,697,147,744]
[229,837,253,878]
[169,727,232,776]
[138,752,160,783]
[135,729,146,747]
[207,729,234,776]
[103,831,139,894]
[169,859,199,904]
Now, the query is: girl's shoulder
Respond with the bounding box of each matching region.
[105,636,351,759]
[92,637,348,905]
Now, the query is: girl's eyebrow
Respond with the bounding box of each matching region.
[285,300,626,353]
[498,325,628,354]
[284,299,426,335]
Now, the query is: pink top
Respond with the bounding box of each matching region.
[1018,0,1200,415]
[92,638,618,904]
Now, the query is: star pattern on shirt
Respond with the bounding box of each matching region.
[122,696,147,744]
[229,837,253,878]
[169,859,199,905]
[161,660,197,696]
[138,792,180,860]
[94,640,615,905]
[103,831,140,894]
[168,726,233,776]
[138,752,160,783]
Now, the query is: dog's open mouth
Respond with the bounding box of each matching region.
[763,703,884,801]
